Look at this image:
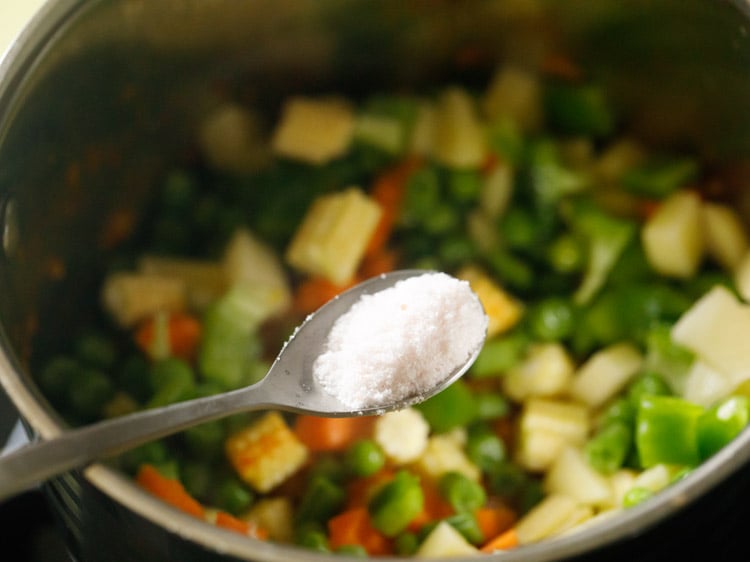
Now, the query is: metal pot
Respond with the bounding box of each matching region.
[2,1,750,560]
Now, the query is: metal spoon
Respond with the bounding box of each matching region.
[0,270,486,500]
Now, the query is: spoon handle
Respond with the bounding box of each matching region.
[0,381,275,501]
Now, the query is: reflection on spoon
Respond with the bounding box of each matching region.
[0,270,487,500]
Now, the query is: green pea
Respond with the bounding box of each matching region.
[182,420,226,460]
[182,461,213,499]
[335,544,368,557]
[369,470,424,537]
[296,476,346,525]
[117,354,153,404]
[296,528,330,552]
[394,532,420,556]
[74,332,117,370]
[438,471,486,513]
[67,368,115,420]
[445,512,484,545]
[37,356,78,401]
[474,393,510,420]
[622,486,654,508]
[547,234,584,274]
[345,440,386,477]
[215,477,255,515]
[527,297,575,342]
[627,372,672,406]
[471,332,529,377]
[466,428,506,473]
[584,421,632,475]
[118,440,171,475]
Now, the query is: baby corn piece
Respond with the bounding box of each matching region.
[457,265,523,338]
[226,411,308,493]
[285,188,382,285]
[101,272,186,327]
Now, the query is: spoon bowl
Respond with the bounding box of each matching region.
[0,270,486,501]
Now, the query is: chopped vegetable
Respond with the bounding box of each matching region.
[635,395,704,468]
[368,470,424,537]
[641,191,705,278]
[225,411,308,493]
[285,188,382,285]
[294,415,375,453]
[271,97,354,164]
[101,272,186,328]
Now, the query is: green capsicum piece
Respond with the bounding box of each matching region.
[696,395,750,460]
[636,394,704,468]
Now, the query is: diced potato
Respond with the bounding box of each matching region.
[138,255,226,311]
[515,494,579,544]
[285,188,382,285]
[374,408,429,465]
[702,202,748,271]
[101,272,186,327]
[433,87,487,169]
[516,398,589,472]
[503,343,575,401]
[569,343,643,409]
[408,102,436,156]
[271,97,354,164]
[482,66,541,132]
[544,447,613,507]
[243,497,294,542]
[549,505,595,538]
[199,104,270,173]
[225,411,308,493]
[416,520,480,558]
[672,285,750,387]
[682,360,734,407]
[641,191,704,278]
[608,469,638,508]
[457,266,523,338]
[223,228,291,316]
[632,463,672,493]
[556,508,621,537]
[414,433,481,482]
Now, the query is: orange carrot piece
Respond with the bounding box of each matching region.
[328,507,393,556]
[293,415,375,453]
[480,527,519,553]
[475,506,517,543]
[365,157,422,256]
[214,511,269,540]
[345,469,395,510]
[293,276,359,315]
[407,479,454,532]
[359,247,399,279]
[136,464,204,518]
[135,311,202,361]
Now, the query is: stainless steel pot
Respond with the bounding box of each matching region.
[2,1,750,560]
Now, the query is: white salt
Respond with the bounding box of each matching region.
[313,272,487,409]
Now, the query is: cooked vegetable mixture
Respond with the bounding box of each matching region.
[35,61,750,556]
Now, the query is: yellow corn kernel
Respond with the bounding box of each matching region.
[457,265,523,338]
[285,188,382,285]
[225,411,308,493]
